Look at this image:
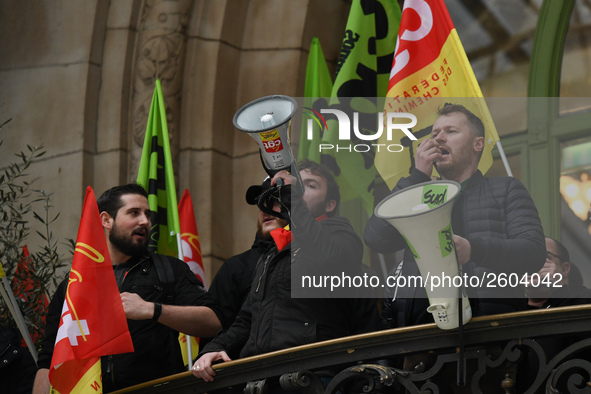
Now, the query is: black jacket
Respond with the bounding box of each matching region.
[38,252,221,393]
[366,169,546,328]
[533,285,591,309]
[0,326,37,394]
[202,195,379,359]
[208,235,272,329]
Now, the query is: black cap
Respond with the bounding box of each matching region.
[245,177,272,205]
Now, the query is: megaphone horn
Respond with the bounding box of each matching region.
[375,180,472,330]
[233,95,303,189]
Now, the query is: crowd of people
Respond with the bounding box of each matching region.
[3,104,588,393]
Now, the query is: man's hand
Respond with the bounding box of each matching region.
[415,137,442,177]
[191,351,232,382]
[531,259,568,287]
[271,170,296,187]
[120,292,153,320]
[453,235,471,265]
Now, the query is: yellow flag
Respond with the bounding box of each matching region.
[376,0,500,188]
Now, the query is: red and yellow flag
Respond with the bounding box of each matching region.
[177,189,204,365]
[178,189,206,286]
[376,0,500,188]
[49,187,133,394]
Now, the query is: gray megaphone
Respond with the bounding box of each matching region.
[375,180,472,330]
[233,95,303,191]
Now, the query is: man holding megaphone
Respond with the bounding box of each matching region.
[365,104,546,329]
[192,160,378,386]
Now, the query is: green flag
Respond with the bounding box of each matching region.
[321,0,401,215]
[298,37,333,162]
[136,79,181,257]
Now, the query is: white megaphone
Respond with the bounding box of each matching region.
[375,180,472,330]
[233,95,303,190]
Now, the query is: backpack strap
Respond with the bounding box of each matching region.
[151,252,175,305]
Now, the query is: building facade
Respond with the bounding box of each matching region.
[1,0,590,285]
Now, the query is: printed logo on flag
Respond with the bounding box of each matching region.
[56,270,91,350]
[181,233,206,284]
[56,300,90,348]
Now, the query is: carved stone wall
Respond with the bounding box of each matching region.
[130,0,192,180]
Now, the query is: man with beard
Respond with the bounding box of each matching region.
[191,160,378,386]
[33,183,223,393]
[366,104,546,329]
[207,177,288,330]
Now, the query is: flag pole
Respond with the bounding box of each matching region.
[495,140,513,177]
[0,262,38,363]
[175,232,193,369]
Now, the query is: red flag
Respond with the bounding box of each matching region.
[376,0,500,188]
[178,189,206,286]
[49,186,133,394]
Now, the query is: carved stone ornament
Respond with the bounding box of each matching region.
[130,0,191,179]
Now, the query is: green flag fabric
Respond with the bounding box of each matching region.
[136,79,181,258]
[321,0,401,215]
[298,37,334,163]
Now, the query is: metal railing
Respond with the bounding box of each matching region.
[114,304,591,393]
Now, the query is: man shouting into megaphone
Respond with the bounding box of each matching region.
[365,104,546,329]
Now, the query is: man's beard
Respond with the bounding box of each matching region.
[307,201,328,219]
[257,217,287,241]
[109,222,149,257]
[435,139,475,180]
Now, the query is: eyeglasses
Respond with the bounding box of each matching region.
[546,250,563,263]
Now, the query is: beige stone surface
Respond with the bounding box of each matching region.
[96,28,136,153]
[25,152,87,250]
[93,149,128,195]
[106,0,139,29]
[241,0,308,49]
[302,0,350,63]
[0,1,99,69]
[0,65,88,157]
[187,0,229,40]
[180,38,231,154]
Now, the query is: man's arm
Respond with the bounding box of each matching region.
[32,369,50,394]
[120,292,222,337]
[189,289,255,382]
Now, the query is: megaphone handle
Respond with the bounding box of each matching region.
[259,151,276,178]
